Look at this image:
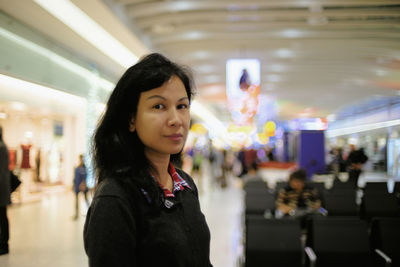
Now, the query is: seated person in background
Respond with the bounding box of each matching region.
[276,169,321,217]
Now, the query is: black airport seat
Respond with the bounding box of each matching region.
[305,217,372,267]
[361,193,400,220]
[244,186,270,196]
[364,182,389,195]
[324,193,358,216]
[370,217,400,267]
[245,217,302,267]
[394,182,400,202]
[243,180,268,190]
[330,179,357,194]
[245,192,275,216]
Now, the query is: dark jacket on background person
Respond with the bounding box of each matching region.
[84,169,212,267]
[347,148,368,166]
[0,140,10,206]
[73,165,87,194]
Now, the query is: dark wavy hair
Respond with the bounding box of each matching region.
[93,53,194,185]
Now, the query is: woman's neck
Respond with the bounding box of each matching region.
[145,150,171,186]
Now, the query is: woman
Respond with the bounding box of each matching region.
[84,53,213,267]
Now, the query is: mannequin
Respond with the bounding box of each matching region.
[19,138,34,199]
[20,140,32,169]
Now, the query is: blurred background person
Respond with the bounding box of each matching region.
[275,169,321,217]
[0,126,11,255]
[346,144,369,187]
[330,147,345,179]
[72,154,89,220]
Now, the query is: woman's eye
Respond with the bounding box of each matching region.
[178,104,189,109]
[153,104,164,109]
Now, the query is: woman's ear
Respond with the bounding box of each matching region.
[129,117,135,132]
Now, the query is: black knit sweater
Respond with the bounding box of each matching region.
[84,169,213,267]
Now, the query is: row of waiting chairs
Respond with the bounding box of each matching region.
[245,179,400,196]
[245,216,400,267]
[244,180,400,219]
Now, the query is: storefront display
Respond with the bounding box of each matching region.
[0,101,84,204]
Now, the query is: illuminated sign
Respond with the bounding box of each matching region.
[226,59,260,126]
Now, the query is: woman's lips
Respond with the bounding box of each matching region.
[166,134,183,141]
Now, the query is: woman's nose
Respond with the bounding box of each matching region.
[167,108,181,127]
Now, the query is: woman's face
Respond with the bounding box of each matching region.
[130,75,190,158]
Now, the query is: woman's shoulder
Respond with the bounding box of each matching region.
[94,178,123,198]
[94,177,140,200]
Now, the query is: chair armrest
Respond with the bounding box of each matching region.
[305,246,317,267]
[375,249,392,267]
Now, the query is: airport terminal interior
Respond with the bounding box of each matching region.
[0,0,400,266]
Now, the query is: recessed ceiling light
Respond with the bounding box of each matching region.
[275,49,294,58]
[184,31,205,40]
[281,29,302,38]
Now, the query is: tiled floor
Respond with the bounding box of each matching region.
[0,163,397,267]
[0,192,88,267]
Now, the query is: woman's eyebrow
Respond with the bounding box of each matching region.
[146,95,166,101]
[146,95,189,102]
[178,97,189,102]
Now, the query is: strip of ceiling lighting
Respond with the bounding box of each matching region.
[33,0,138,68]
[0,73,86,112]
[326,119,400,138]
[0,28,114,92]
